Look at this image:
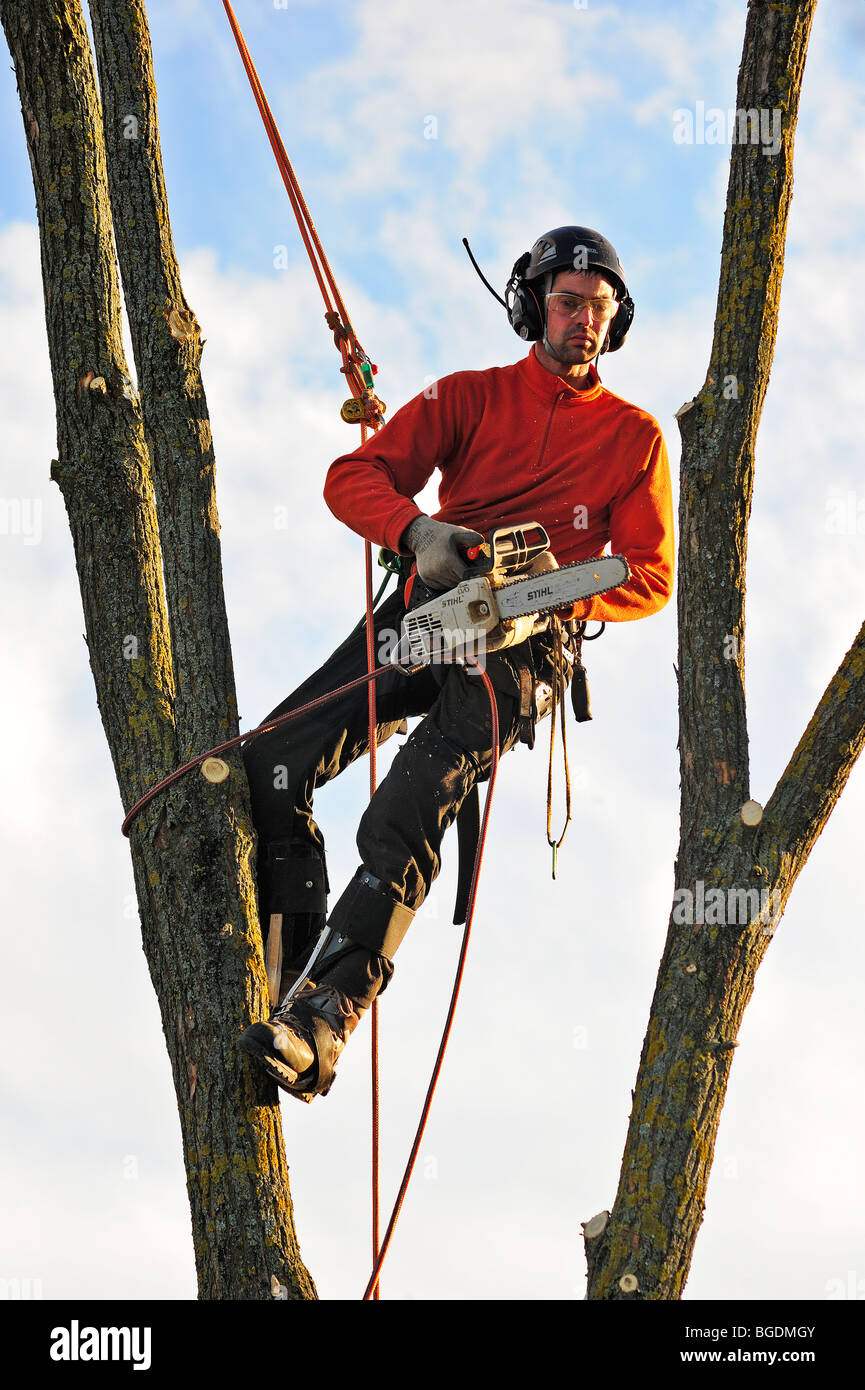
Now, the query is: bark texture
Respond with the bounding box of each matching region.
[586,0,865,1299]
[1,0,316,1299]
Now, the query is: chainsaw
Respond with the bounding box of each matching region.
[392,522,629,668]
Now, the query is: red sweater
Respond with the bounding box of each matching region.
[323,344,674,623]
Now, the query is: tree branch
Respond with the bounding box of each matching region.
[586,0,821,1300]
[87,0,237,757]
[0,0,175,807]
[760,618,865,877]
[676,0,818,828]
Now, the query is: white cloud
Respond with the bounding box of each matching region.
[276,0,620,192]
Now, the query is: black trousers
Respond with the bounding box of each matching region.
[242,580,572,1001]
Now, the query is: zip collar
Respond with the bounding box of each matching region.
[519,342,604,406]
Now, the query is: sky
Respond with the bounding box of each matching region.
[1,0,864,1305]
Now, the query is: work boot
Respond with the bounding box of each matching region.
[239,978,368,1102]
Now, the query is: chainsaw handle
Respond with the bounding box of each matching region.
[460,538,494,575]
[459,522,551,578]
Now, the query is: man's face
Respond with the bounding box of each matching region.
[541,269,618,365]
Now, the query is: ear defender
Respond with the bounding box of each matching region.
[505,253,545,342]
[602,293,634,353]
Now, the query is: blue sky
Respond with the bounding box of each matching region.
[1,0,864,1305]
[0,0,825,336]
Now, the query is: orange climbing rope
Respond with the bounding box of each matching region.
[222,1,384,429]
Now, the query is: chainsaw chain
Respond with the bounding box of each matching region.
[491,557,627,619]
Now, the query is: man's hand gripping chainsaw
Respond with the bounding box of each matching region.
[392,522,630,669]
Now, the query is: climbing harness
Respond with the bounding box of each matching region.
[395,527,623,893]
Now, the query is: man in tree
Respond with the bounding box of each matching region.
[240,226,674,1101]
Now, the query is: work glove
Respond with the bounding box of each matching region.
[403,516,485,591]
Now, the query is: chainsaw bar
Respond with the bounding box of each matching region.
[493,553,629,619]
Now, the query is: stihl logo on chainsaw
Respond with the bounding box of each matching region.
[394,522,629,669]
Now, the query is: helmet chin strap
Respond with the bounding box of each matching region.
[541,330,566,365]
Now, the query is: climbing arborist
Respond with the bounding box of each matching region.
[239,225,675,1101]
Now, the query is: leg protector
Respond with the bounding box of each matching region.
[325,867,415,961]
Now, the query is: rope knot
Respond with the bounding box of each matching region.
[325,310,349,348]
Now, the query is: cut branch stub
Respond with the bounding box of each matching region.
[581,1211,610,1241]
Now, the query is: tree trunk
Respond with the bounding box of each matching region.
[586,0,865,1299]
[0,0,316,1300]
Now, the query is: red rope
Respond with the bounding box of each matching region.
[222,1,338,320]
[362,468,382,1296]
[120,665,387,837]
[222,0,374,402]
[363,660,500,1300]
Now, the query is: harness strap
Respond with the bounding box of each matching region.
[453,787,480,925]
[453,633,540,923]
[569,624,593,723]
[308,1013,339,1096]
[518,664,536,749]
[546,620,573,879]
